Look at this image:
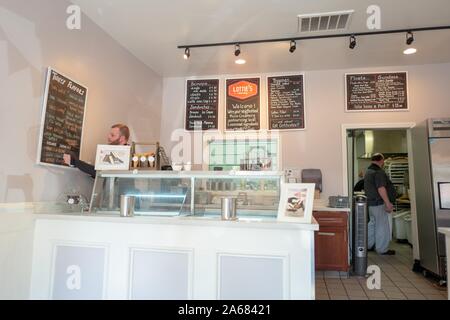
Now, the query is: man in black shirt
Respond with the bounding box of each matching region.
[364,153,397,255]
[63,123,130,178]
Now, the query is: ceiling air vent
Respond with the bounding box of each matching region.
[297,10,354,32]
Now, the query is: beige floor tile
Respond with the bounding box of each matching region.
[398,287,421,294]
[325,279,342,284]
[417,288,446,295]
[349,296,368,300]
[384,292,407,299]
[329,295,349,300]
[326,283,345,289]
[365,291,387,298]
[424,294,446,300]
[395,282,416,289]
[369,296,388,300]
[315,282,327,287]
[341,279,360,285]
[344,284,364,290]
[405,293,426,300]
[328,289,347,296]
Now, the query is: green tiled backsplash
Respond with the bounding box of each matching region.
[208,139,278,170]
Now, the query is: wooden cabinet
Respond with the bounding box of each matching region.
[313,211,349,271]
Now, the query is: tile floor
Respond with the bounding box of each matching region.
[315,241,448,300]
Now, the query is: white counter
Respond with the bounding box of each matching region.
[438,227,450,300]
[1,202,318,300]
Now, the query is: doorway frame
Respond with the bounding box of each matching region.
[341,122,420,260]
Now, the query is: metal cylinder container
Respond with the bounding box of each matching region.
[120,195,135,217]
[353,195,368,276]
[221,197,237,221]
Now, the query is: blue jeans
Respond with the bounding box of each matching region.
[368,204,390,254]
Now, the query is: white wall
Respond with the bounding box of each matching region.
[161,63,450,198]
[0,0,162,202]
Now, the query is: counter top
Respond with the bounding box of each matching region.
[438,227,450,236]
[32,212,319,231]
[1,202,318,231]
[313,199,351,212]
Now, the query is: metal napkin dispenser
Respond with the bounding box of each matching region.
[329,196,350,208]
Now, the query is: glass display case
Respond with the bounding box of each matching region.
[89,171,283,218]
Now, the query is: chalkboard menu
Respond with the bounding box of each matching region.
[346,72,408,111]
[37,68,87,166]
[185,79,219,130]
[268,75,305,130]
[226,78,260,131]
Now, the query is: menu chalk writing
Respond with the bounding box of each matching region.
[346,72,408,111]
[268,75,305,130]
[37,68,87,166]
[185,79,219,130]
[226,78,260,131]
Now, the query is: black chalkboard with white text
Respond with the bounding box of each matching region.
[185,79,219,130]
[346,72,408,111]
[37,68,88,166]
[268,75,305,130]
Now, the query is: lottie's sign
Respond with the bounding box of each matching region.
[228,80,258,100]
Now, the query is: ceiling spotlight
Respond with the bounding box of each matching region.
[349,35,356,49]
[235,59,246,65]
[403,48,417,55]
[234,44,241,56]
[289,40,296,53]
[406,31,414,45]
[183,48,190,60]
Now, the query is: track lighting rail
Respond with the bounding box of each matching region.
[177,25,450,49]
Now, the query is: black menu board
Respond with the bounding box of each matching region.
[268,75,305,130]
[226,78,260,130]
[37,68,87,166]
[185,79,219,130]
[346,72,408,111]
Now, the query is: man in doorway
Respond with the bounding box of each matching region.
[364,153,397,255]
[63,123,130,178]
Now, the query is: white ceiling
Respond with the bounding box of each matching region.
[72,0,450,77]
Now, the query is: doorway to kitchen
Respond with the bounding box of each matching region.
[341,122,418,269]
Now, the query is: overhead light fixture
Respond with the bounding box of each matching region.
[235,59,246,65]
[406,31,414,45]
[403,48,417,55]
[183,48,190,59]
[234,44,241,56]
[349,35,356,49]
[178,25,450,59]
[289,40,296,53]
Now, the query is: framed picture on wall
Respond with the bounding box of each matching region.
[277,183,315,223]
[94,145,131,171]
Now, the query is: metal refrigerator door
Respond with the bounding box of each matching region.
[429,137,450,257]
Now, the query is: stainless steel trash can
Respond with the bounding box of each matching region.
[221,197,237,221]
[120,195,135,217]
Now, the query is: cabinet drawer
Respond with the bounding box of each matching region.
[314,226,349,271]
[313,211,347,227]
